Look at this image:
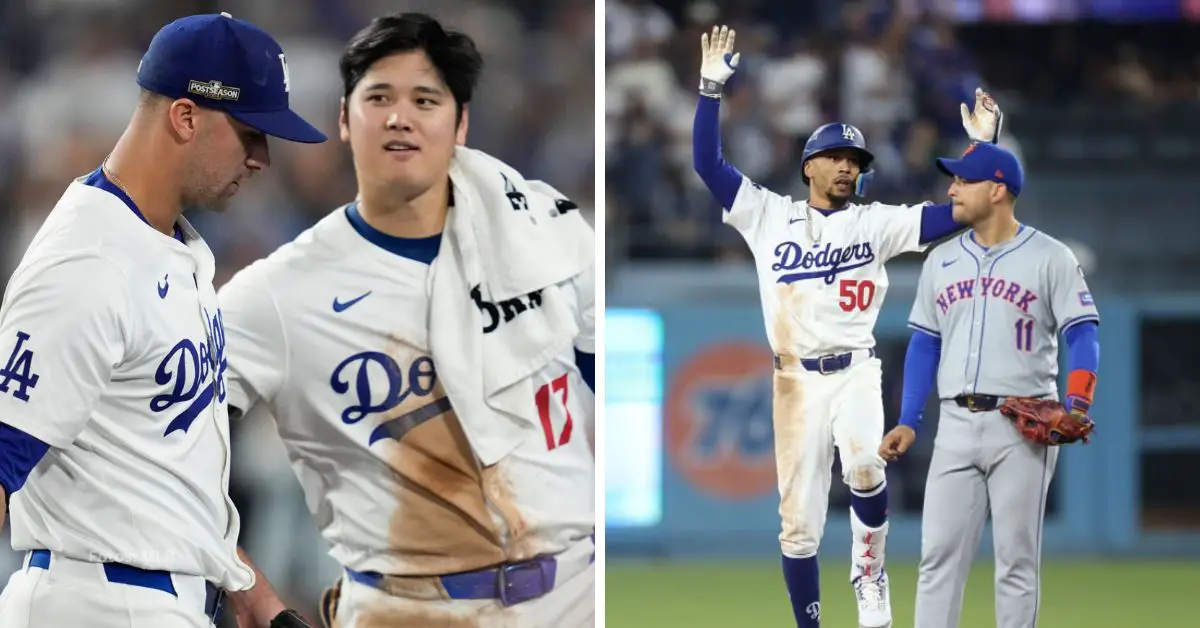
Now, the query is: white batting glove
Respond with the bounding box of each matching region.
[699,25,740,98]
[961,87,1003,144]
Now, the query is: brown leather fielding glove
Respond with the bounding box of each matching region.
[999,397,1095,446]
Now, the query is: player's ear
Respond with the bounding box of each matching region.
[993,182,1009,204]
[338,97,350,143]
[167,99,198,142]
[455,104,470,146]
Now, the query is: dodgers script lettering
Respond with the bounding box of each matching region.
[772,241,877,285]
[158,308,228,436]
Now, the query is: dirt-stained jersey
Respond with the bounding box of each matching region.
[724,176,929,357]
[219,206,594,577]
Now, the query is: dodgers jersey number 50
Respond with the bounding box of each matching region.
[724,176,930,355]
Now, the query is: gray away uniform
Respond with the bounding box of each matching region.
[907,226,1099,628]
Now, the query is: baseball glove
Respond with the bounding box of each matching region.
[999,397,1095,446]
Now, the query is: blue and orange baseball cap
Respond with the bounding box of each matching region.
[935,142,1024,197]
[136,12,327,144]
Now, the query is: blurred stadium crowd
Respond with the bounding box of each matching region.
[606,0,1200,268]
[0,0,594,622]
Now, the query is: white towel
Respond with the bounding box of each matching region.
[429,146,594,465]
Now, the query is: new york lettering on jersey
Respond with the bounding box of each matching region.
[910,228,1099,397]
[933,276,1040,315]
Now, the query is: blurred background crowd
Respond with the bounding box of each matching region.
[0,0,594,623]
[606,0,1200,293]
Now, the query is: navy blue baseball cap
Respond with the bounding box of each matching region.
[935,142,1024,197]
[136,13,327,144]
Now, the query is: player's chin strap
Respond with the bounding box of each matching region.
[854,170,874,198]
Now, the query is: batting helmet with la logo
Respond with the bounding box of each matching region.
[800,122,875,197]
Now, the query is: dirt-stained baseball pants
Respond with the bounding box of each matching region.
[323,537,594,628]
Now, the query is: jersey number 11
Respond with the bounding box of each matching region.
[1015,319,1035,352]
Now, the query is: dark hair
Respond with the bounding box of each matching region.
[339,13,483,122]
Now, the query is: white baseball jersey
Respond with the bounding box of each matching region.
[0,179,253,591]
[724,176,928,356]
[218,205,595,578]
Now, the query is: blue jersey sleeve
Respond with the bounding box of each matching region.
[0,422,51,498]
[692,96,745,210]
[899,329,942,432]
[919,203,964,244]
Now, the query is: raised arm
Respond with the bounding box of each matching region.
[915,88,1008,243]
[692,25,745,210]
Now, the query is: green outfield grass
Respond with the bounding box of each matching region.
[606,559,1197,627]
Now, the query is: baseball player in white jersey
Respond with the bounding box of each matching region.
[692,26,1003,628]
[880,142,1101,628]
[217,14,595,628]
[0,13,325,628]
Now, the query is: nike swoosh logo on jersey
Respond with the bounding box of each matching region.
[941,259,957,268]
[157,274,169,299]
[789,217,805,224]
[332,291,372,312]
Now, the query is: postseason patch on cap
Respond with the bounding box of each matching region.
[1078,291,1094,306]
[187,80,241,102]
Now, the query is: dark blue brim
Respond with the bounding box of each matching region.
[936,157,968,178]
[230,108,327,143]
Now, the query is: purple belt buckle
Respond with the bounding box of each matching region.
[496,557,556,607]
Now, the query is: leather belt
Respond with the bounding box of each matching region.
[774,348,876,375]
[344,535,594,608]
[953,394,1003,412]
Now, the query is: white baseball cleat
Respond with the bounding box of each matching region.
[853,569,892,628]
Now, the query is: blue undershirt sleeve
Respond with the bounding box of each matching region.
[899,330,942,433]
[0,422,51,499]
[574,349,595,392]
[919,203,964,244]
[692,96,746,210]
[1063,320,1099,374]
